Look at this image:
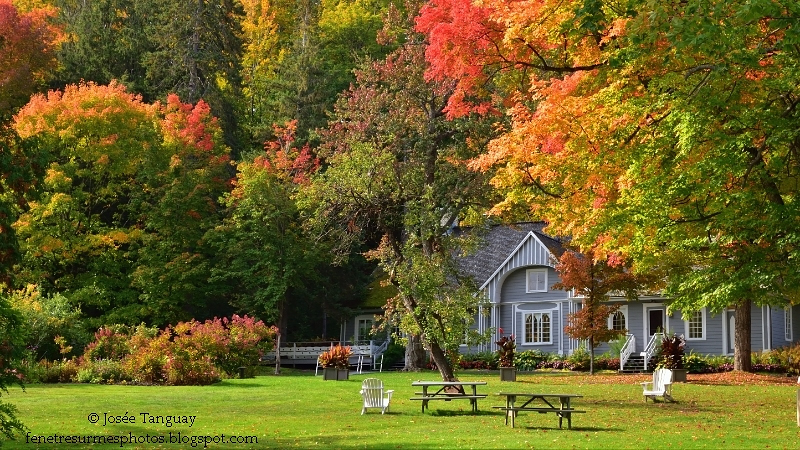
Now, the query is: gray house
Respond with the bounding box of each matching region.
[458,223,799,368]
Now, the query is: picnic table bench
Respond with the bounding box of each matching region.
[493,393,585,429]
[409,381,488,413]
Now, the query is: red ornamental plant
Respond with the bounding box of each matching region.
[318,345,352,369]
[495,328,516,368]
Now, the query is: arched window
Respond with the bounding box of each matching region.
[524,312,551,344]
[611,311,626,331]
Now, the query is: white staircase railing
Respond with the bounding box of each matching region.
[619,334,636,370]
[642,332,664,371]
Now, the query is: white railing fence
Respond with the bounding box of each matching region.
[619,334,636,370]
[642,332,664,371]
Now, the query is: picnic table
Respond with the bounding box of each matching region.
[409,381,488,413]
[493,392,585,429]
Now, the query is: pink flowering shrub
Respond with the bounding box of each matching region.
[83,326,131,360]
[49,315,277,385]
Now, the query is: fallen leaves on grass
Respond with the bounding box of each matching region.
[560,372,798,386]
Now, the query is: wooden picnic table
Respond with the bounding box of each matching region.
[493,393,585,429]
[409,381,488,413]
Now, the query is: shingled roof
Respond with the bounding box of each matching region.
[456,222,567,287]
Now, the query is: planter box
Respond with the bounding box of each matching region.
[322,367,349,381]
[499,367,517,382]
[672,369,687,383]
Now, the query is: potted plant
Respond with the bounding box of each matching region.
[496,329,516,381]
[319,344,352,381]
[658,333,686,382]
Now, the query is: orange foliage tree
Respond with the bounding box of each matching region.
[0,0,59,114]
[418,0,800,371]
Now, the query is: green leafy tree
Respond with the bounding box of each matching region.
[305,35,495,380]
[209,152,312,334]
[51,0,154,99]
[132,94,234,325]
[0,292,27,440]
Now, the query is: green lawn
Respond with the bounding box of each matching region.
[3,369,800,449]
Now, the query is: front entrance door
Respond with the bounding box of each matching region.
[648,308,664,336]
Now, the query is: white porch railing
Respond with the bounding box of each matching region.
[642,332,663,371]
[265,340,390,373]
[619,334,636,370]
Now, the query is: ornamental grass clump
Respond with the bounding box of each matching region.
[318,345,352,369]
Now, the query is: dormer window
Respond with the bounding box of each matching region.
[526,268,548,293]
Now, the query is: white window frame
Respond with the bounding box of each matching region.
[523,312,552,345]
[684,308,707,341]
[786,307,793,342]
[607,305,628,331]
[355,315,374,342]
[526,268,549,293]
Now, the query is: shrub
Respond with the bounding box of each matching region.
[83,326,131,361]
[772,343,800,375]
[459,352,497,370]
[514,350,548,371]
[75,359,130,384]
[381,342,405,369]
[122,333,169,384]
[566,346,589,371]
[594,355,620,371]
[683,351,709,374]
[36,358,79,383]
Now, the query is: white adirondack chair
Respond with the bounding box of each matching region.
[360,378,394,414]
[641,368,674,403]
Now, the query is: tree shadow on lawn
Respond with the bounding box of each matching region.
[213,380,269,388]
[427,409,497,417]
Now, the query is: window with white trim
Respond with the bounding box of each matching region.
[610,310,626,331]
[524,312,551,344]
[526,269,548,293]
[786,307,793,342]
[356,317,374,342]
[684,309,706,340]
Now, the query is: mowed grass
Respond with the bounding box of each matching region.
[4,369,800,449]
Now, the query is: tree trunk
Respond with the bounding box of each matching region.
[429,342,456,382]
[404,334,425,371]
[734,301,752,372]
[588,336,595,375]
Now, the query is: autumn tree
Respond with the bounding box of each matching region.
[131,94,234,325]
[554,248,657,374]
[0,0,59,114]
[12,82,164,328]
[305,18,495,379]
[418,0,800,371]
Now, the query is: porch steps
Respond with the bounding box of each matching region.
[619,354,657,374]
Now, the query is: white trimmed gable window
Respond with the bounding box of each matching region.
[524,312,551,344]
[526,268,548,293]
[786,307,793,342]
[684,308,706,340]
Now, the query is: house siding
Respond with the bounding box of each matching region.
[498,267,571,303]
